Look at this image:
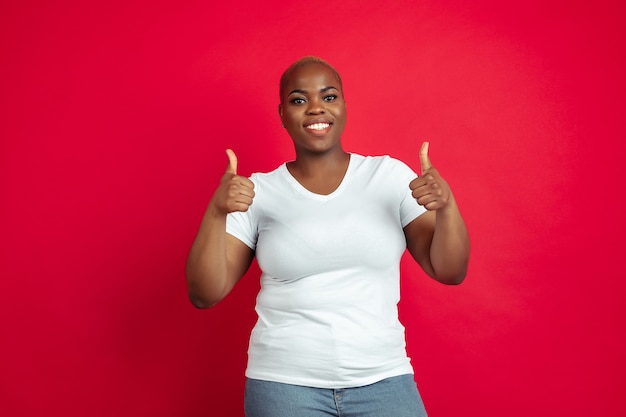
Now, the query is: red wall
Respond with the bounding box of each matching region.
[1,1,624,416]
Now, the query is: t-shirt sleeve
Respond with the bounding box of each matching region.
[226,211,257,250]
[388,157,427,227]
[225,176,258,250]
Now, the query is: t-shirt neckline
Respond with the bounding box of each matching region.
[281,153,356,201]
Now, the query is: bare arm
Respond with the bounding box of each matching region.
[405,142,470,285]
[185,149,256,308]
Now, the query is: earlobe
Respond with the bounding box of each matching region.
[278,104,284,128]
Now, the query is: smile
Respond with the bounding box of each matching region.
[305,123,331,131]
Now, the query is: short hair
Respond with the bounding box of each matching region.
[279,56,343,101]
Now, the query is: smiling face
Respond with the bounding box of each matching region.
[278,62,347,156]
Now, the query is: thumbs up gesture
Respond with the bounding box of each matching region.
[409,142,452,211]
[212,149,255,214]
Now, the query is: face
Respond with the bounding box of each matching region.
[278,63,346,155]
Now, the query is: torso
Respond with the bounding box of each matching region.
[226,154,427,389]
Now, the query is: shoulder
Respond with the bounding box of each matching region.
[248,163,287,186]
[350,153,415,176]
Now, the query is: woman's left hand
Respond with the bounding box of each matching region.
[409,142,452,211]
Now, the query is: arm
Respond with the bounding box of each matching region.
[185,149,256,308]
[404,142,470,285]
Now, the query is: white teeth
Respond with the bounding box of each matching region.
[306,123,330,130]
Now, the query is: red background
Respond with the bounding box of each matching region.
[1,1,624,416]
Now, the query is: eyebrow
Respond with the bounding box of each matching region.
[288,86,339,96]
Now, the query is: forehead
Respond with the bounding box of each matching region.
[284,64,341,91]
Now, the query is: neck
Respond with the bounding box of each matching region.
[286,149,350,195]
[290,148,350,177]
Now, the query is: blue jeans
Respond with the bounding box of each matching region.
[244,374,428,417]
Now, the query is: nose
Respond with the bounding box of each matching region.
[306,97,325,115]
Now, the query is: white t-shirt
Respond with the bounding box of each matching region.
[226,153,426,388]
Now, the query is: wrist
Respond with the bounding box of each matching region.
[206,199,229,218]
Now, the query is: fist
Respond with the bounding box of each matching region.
[213,149,255,214]
[409,142,451,211]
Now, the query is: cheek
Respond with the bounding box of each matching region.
[333,103,346,117]
[335,108,347,125]
[283,111,300,127]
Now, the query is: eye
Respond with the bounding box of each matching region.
[323,94,337,102]
[290,97,306,105]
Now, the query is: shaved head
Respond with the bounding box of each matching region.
[279,56,343,102]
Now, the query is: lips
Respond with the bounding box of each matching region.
[306,122,330,131]
[304,119,333,134]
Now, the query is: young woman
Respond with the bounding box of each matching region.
[186,56,470,417]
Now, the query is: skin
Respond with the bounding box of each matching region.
[405,142,470,284]
[185,62,469,309]
[279,63,350,195]
[185,148,255,308]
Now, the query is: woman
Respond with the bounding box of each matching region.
[186,56,470,417]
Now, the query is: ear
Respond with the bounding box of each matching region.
[278,103,283,117]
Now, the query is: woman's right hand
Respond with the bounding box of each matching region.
[212,149,255,214]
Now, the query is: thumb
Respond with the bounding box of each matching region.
[419,141,432,174]
[225,149,237,174]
